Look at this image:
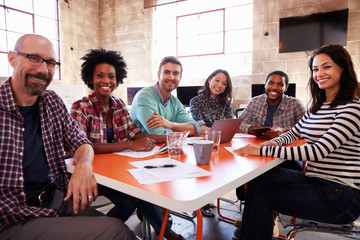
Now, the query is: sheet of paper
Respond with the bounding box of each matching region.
[113,146,161,158]
[128,158,212,184]
[233,133,256,138]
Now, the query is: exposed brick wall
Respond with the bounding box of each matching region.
[59,0,360,109]
[252,0,360,108]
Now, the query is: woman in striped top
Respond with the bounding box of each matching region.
[234,44,360,240]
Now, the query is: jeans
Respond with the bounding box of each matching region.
[238,167,360,240]
[98,184,171,235]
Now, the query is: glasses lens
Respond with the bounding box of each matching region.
[27,55,42,65]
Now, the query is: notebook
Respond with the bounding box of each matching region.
[211,119,242,143]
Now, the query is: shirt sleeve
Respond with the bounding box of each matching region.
[189,96,203,121]
[70,101,87,134]
[130,89,167,135]
[224,102,234,119]
[173,98,201,134]
[261,104,360,162]
[293,98,306,123]
[238,99,256,133]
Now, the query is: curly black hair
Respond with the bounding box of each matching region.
[80,48,127,90]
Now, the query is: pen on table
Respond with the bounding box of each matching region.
[144,164,177,169]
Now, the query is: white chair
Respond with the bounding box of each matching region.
[278,214,360,239]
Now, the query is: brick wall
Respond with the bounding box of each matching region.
[251,0,360,108]
[59,0,360,108]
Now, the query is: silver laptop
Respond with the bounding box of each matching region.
[211,119,242,143]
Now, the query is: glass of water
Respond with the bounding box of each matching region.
[205,130,221,155]
[166,132,183,160]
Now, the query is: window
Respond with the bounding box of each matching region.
[153,0,253,80]
[0,0,60,79]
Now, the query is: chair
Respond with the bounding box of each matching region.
[235,108,245,118]
[278,214,360,239]
[278,160,360,239]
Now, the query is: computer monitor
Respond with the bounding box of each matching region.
[251,83,296,98]
[176,86,202,107]
[127,87,143,105]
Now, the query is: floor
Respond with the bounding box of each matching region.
[94,190,360,240]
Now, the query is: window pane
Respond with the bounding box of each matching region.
[4,0,33,13]
[0,30,7,51]
[199,10,223,34]
[198,33,223,54]
[226,5,253,30]
[6,9,33,33]
[7,31,24,51]
[0,53,9,77]
[0,7,6,29]
[34,0,57,19]
[35,16,58,40]
[177,15,198,37]
[225,29,253,53]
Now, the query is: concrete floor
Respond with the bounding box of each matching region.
[94,190,360,240]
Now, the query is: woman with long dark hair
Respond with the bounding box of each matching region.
[190,69,233,132]
[234,44,360,240]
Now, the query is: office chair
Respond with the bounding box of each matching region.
[278,214,360,239]
[278,160,360,239]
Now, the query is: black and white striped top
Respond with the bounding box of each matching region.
[260,99,360,189]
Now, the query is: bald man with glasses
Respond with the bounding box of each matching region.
[0,34,136,240]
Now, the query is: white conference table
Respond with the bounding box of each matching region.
[66,134,305,239]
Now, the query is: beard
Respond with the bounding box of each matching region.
[24,73,52,96]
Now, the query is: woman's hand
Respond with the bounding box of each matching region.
[258,140,279,147]
[130,137,156,151]
[234,144,260,156]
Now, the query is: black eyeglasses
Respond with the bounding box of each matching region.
[14,51,61,70]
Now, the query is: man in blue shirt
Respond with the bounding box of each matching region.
[130,56,201,136]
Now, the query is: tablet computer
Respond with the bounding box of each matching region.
[249,126,271,137]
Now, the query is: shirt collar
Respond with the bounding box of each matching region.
[263,93,286,110]
[90,91,114,113]
[0,78,41,112]
[153,82,172,107]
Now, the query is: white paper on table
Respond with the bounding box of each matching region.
[233,133,256,138]
[128,158,212,184]
[224,146,243,154]
[113,146,160,158]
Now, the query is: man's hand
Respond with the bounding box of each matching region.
[64,144,97,214]
[234,144,260,156]
[263,127,289,139]
[130,137,156,151]
[146,111,173,129]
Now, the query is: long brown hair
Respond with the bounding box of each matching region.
[198,69,233,105]
[308,44,359,113]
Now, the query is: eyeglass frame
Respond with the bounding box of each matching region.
[14,51,61,69]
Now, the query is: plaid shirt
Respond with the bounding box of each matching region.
[71,92,140,143]
[0,78,91,227]
[238,93,306,133]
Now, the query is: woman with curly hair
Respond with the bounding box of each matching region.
[71,48,184,240]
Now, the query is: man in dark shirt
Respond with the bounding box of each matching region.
[0,34,135,239]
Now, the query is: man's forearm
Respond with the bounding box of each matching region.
[169,122,197,136]
[73,144,94,164]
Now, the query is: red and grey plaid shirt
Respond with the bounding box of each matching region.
[238,94,306,133]
[71,92,140,143]
[0,78,91,227]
